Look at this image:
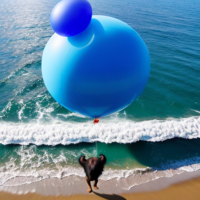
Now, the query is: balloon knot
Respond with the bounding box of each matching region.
[93,118,99,124]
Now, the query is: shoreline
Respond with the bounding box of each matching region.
[1,170,200,196]
[1,172,200,200]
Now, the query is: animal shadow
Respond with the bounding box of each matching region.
[93,191,126,200]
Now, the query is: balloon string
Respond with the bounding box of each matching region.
[95,124,98,157]
[96,141,97,157]
[93,122,98,157]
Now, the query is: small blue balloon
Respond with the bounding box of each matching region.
[50,0,92,37]
[42,16,150,118]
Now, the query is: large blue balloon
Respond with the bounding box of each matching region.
[42,16,150,118]
[50,0,92,37]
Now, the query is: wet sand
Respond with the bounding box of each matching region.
[1,176,200,200]
[1,170,200,199]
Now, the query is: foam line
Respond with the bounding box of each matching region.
[1,156,200,187]
[0,116,199,145]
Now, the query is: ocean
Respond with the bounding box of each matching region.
[0,0,200,188]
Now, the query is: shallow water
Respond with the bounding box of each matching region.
[1,138,200,185]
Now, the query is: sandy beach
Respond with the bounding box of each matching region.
[1,170,200,200]
[1,174,200,200]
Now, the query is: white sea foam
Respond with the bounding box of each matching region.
[0,116,200,145]
[1,156,200,188]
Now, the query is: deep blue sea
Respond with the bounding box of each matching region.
[0,0,200,187]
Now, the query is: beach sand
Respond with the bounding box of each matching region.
[1,170,200,200]
[1,176,200,200]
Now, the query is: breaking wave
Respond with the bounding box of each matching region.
[0,116,199,145]
[1,155,200,188]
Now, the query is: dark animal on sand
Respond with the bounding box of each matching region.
[79,154,106,193]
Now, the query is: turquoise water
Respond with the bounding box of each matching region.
[0,0,200,186]
[1,139,200,185]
